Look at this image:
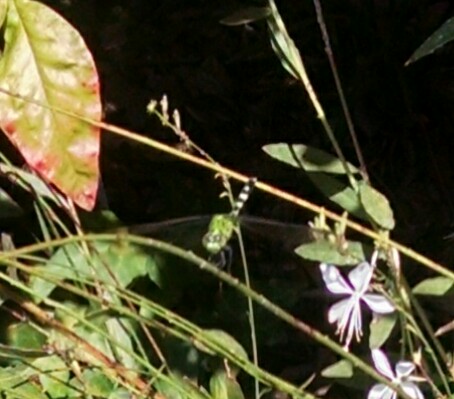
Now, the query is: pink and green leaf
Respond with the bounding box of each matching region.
[0,0,101,210]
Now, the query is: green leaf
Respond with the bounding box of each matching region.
[369,314,397,349]
[0,163,64,205]
[6,379,48,399]
[199,330,248,361]
[0,0,101,210]
[266,0,305,80]
[295,240,366,265]
[262,143,369,220]
[262,143,359,174]
[210,370,245,399]
[108,388,133,399]
[321,360,353,378]
[359,183,395,230]
[406,17,454,65]
[7,322,47,351]
[308,173,369,221]
[155,374,208,399]
[29,240,161,300]
[81,369,114,397]
[105,318,138,370]
[0,363,35,384]
[413,276,454,296]
[220,7,270,26]
[33,355,76,398]
[0,0,7,28]
[194,329,248,377]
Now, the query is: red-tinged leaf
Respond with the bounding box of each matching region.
[0,0,7,27]
[0,0,101,210]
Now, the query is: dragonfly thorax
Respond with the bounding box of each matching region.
[202,214,236,254]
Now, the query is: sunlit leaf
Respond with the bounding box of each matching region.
[406,17,454,65]
[106,318,138,371]
[220,7,270,26]
[0,0,101,210]
[412,276,454,296]
[308,173,369,221]
[29,240,161,301]
[0,0,7,27]
[6,379,48,399]
[0,364,33,390]
[295,240,366,265]
[359,182,395,230]
[108,388,133,399]
[0,163,65,205]
[81,369,114,397]
[155,374,208,399]
[321,359,353,378]
[266,0,305,79]
[369,313,397,349]
[210,370,245,399]
[7,322,47,351]
[194,329,248,377]
[262,143,359,174]
[34,355,76,398]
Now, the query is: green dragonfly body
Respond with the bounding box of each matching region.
[202,214,237,255]
[201,178,257,255]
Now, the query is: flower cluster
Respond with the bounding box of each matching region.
[368,349,424,399]
[319,256,424,399]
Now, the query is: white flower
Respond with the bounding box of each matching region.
[368,348,424,399]
[320,262,394,348]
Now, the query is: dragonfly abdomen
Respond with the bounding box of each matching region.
[232,177,257,217]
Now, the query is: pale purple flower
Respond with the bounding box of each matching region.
[368,348,424,399]
[320,261,394,348]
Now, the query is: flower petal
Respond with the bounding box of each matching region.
[395,361,416,379]
[348,261,373,292]
[401,382,424,399]
[368,384,396,399]
[371,349,395,380]
[320,263,352,294]
[328,298,354,324]
[347,300,363,344]
[363,294,395,314]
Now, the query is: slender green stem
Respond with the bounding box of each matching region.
[0,233,415,399]
[311,0,369,182]
[236,227,260,399]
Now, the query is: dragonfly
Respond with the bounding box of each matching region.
[202,177,257,257]
[128,175,313,270]
[129,213,312,272]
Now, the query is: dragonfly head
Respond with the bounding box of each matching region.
[202,231,225,255]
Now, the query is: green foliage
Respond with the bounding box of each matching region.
[0,1,453,399]
[406,16,454,65]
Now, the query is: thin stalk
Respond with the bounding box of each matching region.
[0,233,416,399]
[312,0,369,182]
[0,88,452,294]
[236,227,259,399]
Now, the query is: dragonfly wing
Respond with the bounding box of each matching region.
[239,215,313,251]
[127,215,213,255]
[127,214,313,261]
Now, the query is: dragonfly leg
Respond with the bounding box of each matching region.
[220,245,233,272]
[208,245,233,270]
